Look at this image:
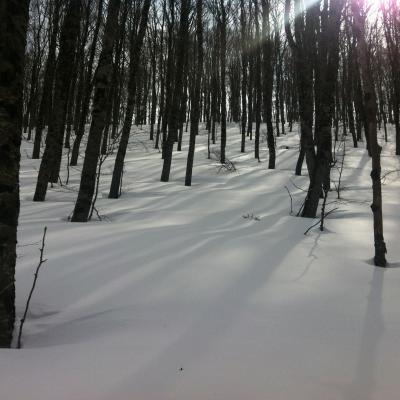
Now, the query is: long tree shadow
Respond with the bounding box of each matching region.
[346,267,385,400]
[100,219,310,399]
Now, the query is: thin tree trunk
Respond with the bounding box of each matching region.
[240,0,247,153]
[185,0,203,186]
[219,0,227,164]
[352,0,387,266]
[32,0,61,159]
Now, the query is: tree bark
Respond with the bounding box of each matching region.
[109,0,151,198]
[0,0,29,347]
[32,0,62,159]
[71,0,121,221]
[34,0,83,201]
[160,0,190,182]
[185,0,203,186]
[352,0,387,266]
[70,0,104,167]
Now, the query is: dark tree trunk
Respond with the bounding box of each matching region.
[285,0,316,177]
[0,0,29,348]
[240,0,247,153]
[70,0,104,166]
[109,0,151,199]
[254,0,262,161]
[71,0,121,221]
[218,0,227,164]
[64,1,93,150]
[302,0,344,218]
[185,0,203,186]
[34,0,83,201]
[160,0,190,182]
[32,0,61,159]
[262,0,275,168]
[352,0,387,266]
[149,25,158,141]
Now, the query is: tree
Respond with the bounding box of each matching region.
[261,0,275,168]
[0,0,29,348]
[33,0,83,201]
[240,0,247,153]
[109,0,152,198]
[160,0,191,182]
[71,0,122,222]
[382,0,400,155]
[352,0,387,266]
[185,0,204,186]
[219,0,228,164]
[285,0,317,177]
[70,0,105,166]
[301,0,345,218]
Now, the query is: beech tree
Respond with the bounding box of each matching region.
[71,0,122,222]
[0,0,29,348]
[33,0,83,201]
[109,0,152,198]
[185,0,204,186]
[160,0,191,182]
[352,0,387,266]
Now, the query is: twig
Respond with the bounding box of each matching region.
[17,241,41,248]
[17,227,48,349]
[66,146,71,185]
[284,186,293,214]
[92,205,103,222]
[381,169,400,184]
[304,208,339,235]
[242,213,261,221]
[297,199,305,217]
[89,155,105,221]
[336,136,346,199]
[88,130,121,218]
[290,179,307,192]
[319,190,329,231]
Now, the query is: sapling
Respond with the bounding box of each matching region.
[17,227,48,349]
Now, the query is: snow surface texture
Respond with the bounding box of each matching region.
[1,125,400,400]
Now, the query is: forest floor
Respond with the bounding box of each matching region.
[1,124,400,400]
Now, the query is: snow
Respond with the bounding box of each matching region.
[1,125,400,400]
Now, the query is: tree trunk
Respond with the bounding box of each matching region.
[71,0,121,221]
[32,0,61,159]
[240,0,247,153]
[70,0,104,166]
[160,0,190,182]
[34,0,83,201]
[352,0,387,266]
[185,0,203,186]
[109,0,151,198]
[262,0,275,168]
[0,0,29,348]
[219,0,227,164]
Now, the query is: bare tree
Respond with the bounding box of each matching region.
[0,0,29,348]
[34,0,83,201]
[71,0,122,222]
[352,0,387,266]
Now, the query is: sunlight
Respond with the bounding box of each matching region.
[369,0,397,19]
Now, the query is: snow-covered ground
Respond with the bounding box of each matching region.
[1,125,400,400]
